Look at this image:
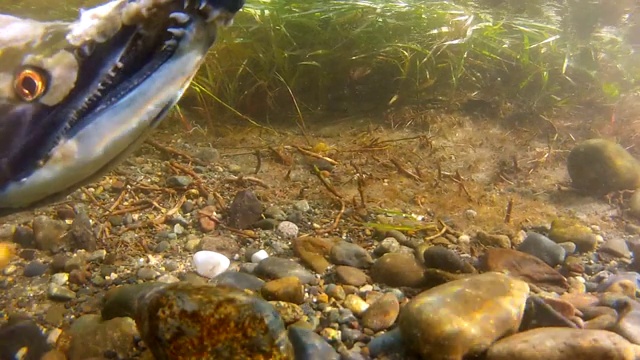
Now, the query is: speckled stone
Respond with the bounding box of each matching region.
[398,272,529,359]
[361,293,400,332]
[103,282,293,359]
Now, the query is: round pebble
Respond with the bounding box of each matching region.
[192,251,231,279]
[277,221,299,238]
[251,249,269,263]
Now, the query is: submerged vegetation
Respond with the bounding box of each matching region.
[184,0,640,125]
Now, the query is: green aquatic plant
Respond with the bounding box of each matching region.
[177,0,640,123]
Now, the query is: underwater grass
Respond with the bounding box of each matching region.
[185,0,640,125]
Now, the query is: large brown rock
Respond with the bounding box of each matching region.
[398,272,529,359]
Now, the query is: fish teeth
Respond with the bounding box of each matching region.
[169,12,191,24]
[167,27,187,38]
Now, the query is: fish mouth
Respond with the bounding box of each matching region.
[0,0,243,212]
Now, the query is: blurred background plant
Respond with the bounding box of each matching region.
[176,0,640,127]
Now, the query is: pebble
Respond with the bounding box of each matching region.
[398,272,529,359]
[211,271,265,291]
[65,315,138,360]
[194,147,219,162]
[335,266,369,287]
[166,175,192,187]
[567,138,640,194]
[558,241,577,254]
[227,190,263,230]
[486,328,640,360]
[88,249,106,262]
[32,216,68,253]
[288,326,340,360]
[361,293,400,332]
[254,256,317,284]
[599,237,631,259]
[262,277,305,304]
[270,301,304,324]
[370,253,425,288]
[47,283,76,301]
[374,237,401,256]
[422,245,476,273]
[251,249,269,263]
[517,232,566,267]
[325,284,346,300]
[548,218,598,253]
[50,273,69,286]
[476,231,511,248]
[137,267,160,280]
[265,206,287,220]
[293,237,334,274]
[329,241,373,268]
[293,200,311,212]
[24,260,48,277]
[197,235,240,258]
[367,328,404,357]
[481,248,569,293]
[198,205,217,232]
[277,221,299,238]
[68,212,97,251]
[192,250,230,279]
[13,225,34,248]
[344,294,370,316]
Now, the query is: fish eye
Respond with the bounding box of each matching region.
[13,66,49,102]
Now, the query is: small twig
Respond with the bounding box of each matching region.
[108,188,128,213]
[390,158,422,182]
[224,175,270,188]
[81,188,111,212]
[269,146,293,166]
[169,161,210,198]
[254,150,262,174]
[504,197,514,224]
[294,146,339,165]
[154,194,187,224]
[313,166,342,199]
[351,161,367,208]
[109,203,152,216]
[425,220,449,241]
[316,200,346,234]
[147,139,205,166]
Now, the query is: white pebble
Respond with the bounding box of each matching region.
[192,251,230,278]
[51,273,69,286]
[47,328,62,346]
[464,209,477,220]
[277,221,299,238]
[457,234,471,245]
[251,249,269,263]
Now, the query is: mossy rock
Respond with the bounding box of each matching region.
[548,218,597,253]
[567,139,640,194]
